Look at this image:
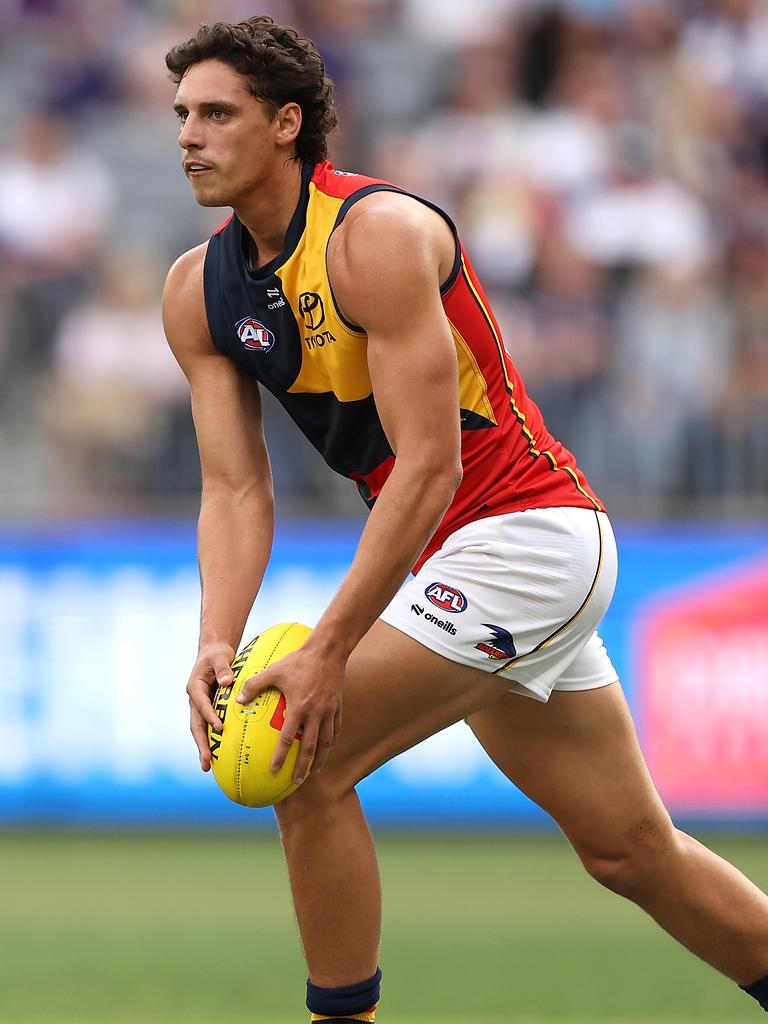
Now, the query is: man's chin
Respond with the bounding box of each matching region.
[192,191,229,208]
[193,195,227,207]
[188,180,230,208]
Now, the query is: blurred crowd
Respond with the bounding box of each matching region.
[1,0,767,519]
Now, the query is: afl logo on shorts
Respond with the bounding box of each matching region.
[424,582,467,613]
[236,317,275,352]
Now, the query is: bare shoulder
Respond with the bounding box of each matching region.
[162,241,214,371]
[328,192,455,327]
[333,190,449,265]
[343,189,435,232]
[163,241,208,324]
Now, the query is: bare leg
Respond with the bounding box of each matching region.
[468,683,768,985]
[276,788,382,985]
[274,620,511,987]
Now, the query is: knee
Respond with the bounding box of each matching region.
[273,756,357,830]
[577,819,681,900]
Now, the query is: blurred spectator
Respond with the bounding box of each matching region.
[610,266,735,501]
[0,111,113,272]
[521,49,619,195]
[38,3,124,118]
[684,229,768,498]
[368,35,533,286]
[402,0,523,47]
[566,121,714,270]
[459,170,543,289]
[372,36,524,203]
[679,0,768,105]
[0,109,114,384]
[41,248,194,513]
[346,0,445,146]
[505,237,613,483]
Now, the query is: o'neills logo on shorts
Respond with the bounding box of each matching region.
[411,603,457,636]
[424,582,467,613]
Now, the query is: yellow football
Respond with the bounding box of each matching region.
[208,622,312,807]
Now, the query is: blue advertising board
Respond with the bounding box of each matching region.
[1,520,767,826]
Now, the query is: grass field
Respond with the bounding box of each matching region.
[0,830,765,1024]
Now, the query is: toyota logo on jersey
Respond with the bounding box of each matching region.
[424,582,468,613]
[236,317,275,352]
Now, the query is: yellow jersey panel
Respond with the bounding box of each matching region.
[275,184,373,403]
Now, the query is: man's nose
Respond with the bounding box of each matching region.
[178,114,201,149]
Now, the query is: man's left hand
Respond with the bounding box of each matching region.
[236,644,345,783]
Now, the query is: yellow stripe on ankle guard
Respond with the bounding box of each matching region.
[310,1012,376,1022]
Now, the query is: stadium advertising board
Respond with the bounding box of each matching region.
[0,522,766,825]
[637,560,768,815]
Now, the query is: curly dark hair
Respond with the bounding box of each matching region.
[165,16,337,164]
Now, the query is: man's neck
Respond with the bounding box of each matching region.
[235,158,305,269]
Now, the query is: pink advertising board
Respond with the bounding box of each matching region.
[637,560,768,812]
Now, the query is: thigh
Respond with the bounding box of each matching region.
[467,683,674,857]
[320,619,512,790]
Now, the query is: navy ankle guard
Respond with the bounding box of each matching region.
[306,967,382,1016]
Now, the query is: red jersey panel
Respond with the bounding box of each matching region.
[414,246,604,569]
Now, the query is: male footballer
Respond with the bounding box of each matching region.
[162,17,768,1022]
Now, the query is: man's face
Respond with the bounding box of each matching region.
[174,59,280,208]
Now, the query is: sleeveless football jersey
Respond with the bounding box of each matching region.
[203,160,604,571]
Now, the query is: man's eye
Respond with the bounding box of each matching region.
[176,111,188,123]
[210,110,228,121]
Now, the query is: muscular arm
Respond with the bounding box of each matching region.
[238,193,463,781]
[312,194,462,654]
[163,243,275,769]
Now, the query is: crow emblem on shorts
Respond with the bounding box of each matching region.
[475,624,517,660]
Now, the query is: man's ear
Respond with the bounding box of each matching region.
[275,102,302,148]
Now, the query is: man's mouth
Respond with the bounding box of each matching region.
[185,161,212,176]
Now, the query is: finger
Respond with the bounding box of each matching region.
[292,717,319,785]
[211,655,233,689]
[236,670,273,705]
[270,709,304,774]
[190,712,212,772]
[188,685,223,733]
[312,714,336,775]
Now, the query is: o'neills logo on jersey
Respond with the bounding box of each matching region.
[424,582,467,613]
[236,317,275,352]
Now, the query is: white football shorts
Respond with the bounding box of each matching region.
[379,507,618,702]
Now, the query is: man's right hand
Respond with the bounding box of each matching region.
[186,642,236,771]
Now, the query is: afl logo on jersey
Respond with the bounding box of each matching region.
[425,582,467,613]
[236,317,275,352]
